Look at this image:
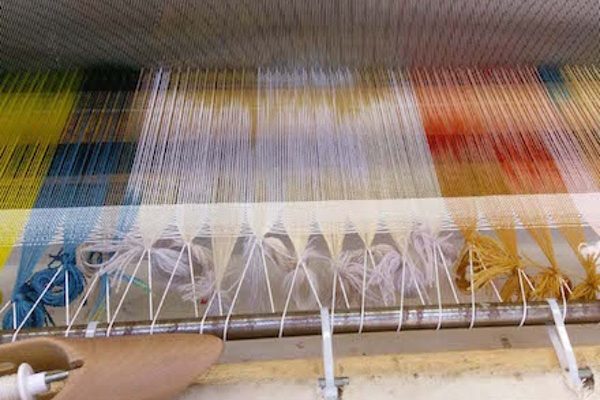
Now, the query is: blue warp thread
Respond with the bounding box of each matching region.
[4,70,140,329]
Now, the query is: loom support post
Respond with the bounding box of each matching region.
[318,308,348,400]
[545,298,592,393]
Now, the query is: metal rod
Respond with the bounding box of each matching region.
[2,301,599,343]
[45,370,69,385]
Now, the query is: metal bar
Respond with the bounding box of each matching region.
[2,301,599,343]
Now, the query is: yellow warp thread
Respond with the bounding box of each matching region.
[0,71,80,268]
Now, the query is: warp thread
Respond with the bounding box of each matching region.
[3,65,600,326]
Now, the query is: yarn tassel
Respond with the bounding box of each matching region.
[571,243,600,300]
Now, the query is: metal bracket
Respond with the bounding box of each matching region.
[319,308,348,400]
[546,298,591,392]
[85,321,99,338]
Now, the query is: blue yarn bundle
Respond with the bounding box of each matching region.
[32,249,86,306]
[3,69,139,329]
[3,248,86,329]
[3,284,50,329]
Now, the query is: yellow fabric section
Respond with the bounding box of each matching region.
[0,71,80,267]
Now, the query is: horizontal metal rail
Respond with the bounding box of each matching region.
[2,301,599,343]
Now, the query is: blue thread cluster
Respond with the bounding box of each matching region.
[3,249,85,329]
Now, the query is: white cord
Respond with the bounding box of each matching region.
[64,270,70,327]
[330,269,338,334]
[150,246,186,334]
[200,290,218,334]
[258,241,276,313]
[186,244,199,318]
[223,240,258,341]
[337,275,350,309]
[433,246,443,330]
[300,261,323,309]
[66,273,101,337]
[278,258,302,338]
[396,251,406,332]
[12,267,63,342]
[147,248,154,321]
[468,247,476,330]
[518,269,528,328]
[0,301,11,317]
[437,243,459,304]
[479,260,503,302]
[358,249,368,334]
[106,252,145,337]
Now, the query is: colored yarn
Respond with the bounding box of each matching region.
[2,288,50,330]
[571,244,600,301]
[0,72,79,267]
[2,248,85,329]
[2,65,600,329]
